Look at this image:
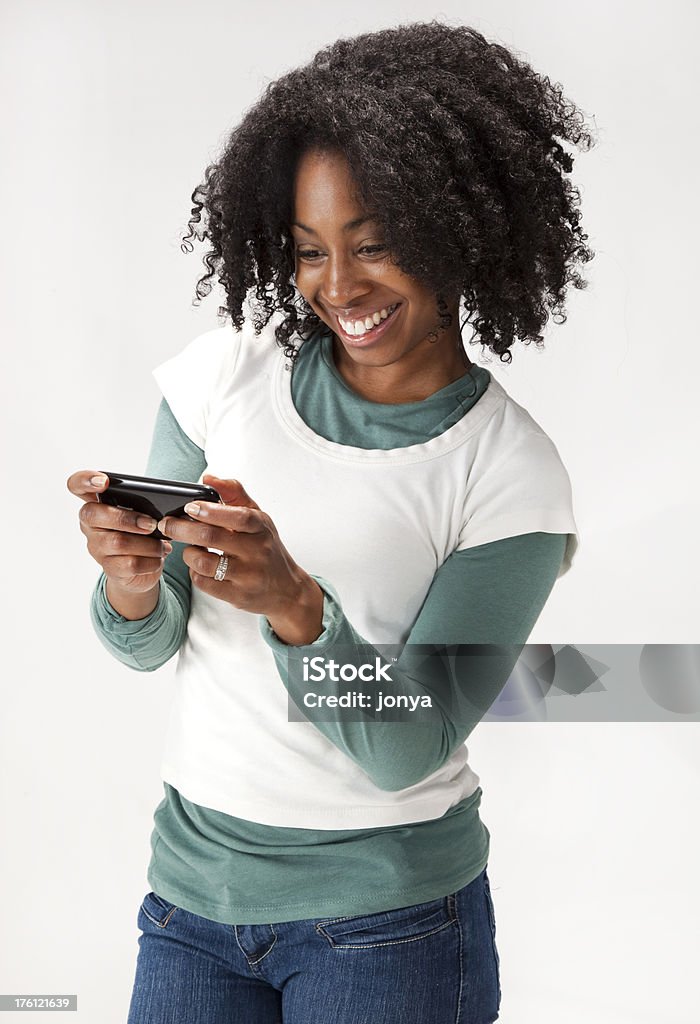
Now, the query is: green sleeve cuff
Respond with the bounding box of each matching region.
[91,572,170,633]
[89,572,186,671]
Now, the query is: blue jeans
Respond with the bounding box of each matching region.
[126,866,501,1023]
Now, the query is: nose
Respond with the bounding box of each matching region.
[319,250,368,309]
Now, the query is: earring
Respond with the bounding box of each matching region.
[436,293,453,331]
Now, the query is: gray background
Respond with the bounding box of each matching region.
[1,0,698,1021]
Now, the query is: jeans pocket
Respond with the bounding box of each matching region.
[315,894,457,949]
[139,891,180,929]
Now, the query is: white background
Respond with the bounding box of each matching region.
[1,0,699,1021]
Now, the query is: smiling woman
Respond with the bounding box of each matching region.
[290,148,471,403]
[181,20,595,372]
[68,18,595,1024]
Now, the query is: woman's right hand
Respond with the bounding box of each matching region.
[66,471,173,599]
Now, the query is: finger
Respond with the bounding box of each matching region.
[166,502,267,536]
[156,516,235,548]
[79,501,162,536]
[181,545,233,580]
[102,553,168,580]
[202,475,261,511]
[188,563,260,612]
[67,471,111,502]
[90,530,172,561]
[189,569,230,599]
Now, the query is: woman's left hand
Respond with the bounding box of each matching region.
[157,474,324,645]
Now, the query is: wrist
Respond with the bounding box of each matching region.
[266,572,324,646]
[105,576,161,621]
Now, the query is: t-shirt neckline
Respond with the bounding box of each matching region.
[272,333,505,465]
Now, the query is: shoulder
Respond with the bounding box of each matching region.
[455,375,579,574]
[152,315,276,379]
[152,314,287,397]
[471,375,573,487]
[150,315,285,448]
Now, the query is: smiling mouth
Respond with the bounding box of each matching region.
[332,303,402,344]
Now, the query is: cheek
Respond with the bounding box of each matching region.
[409,298,439,328]
[292,266,315,300]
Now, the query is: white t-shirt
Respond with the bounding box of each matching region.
[151,318,579,829]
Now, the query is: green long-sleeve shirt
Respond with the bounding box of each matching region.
[90,329,567,924]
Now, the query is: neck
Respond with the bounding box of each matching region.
[331,334,472,405]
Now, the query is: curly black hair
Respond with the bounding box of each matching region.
[181,20,597,364]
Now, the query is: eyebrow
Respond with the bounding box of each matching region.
[291,216,376,235]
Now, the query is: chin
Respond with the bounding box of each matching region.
[335,338,407,367]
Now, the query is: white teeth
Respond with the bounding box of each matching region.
[339,304,397,336]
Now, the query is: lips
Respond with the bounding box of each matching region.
[333,303,402,347]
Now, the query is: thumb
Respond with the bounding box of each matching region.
[203,474,261,511]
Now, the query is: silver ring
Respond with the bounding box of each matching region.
[214,554,229,582]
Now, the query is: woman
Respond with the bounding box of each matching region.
[68,20,594,1023]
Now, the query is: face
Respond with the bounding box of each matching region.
[290,148,465,380]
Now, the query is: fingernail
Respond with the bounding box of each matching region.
[184,502,202,516]
[90,474,108,487]
[162,541,173,553]
[137,515,157,531]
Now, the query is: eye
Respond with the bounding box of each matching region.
[295,244,388,261]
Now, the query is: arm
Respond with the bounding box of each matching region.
[260,531,567,790]
[89,398,204,671]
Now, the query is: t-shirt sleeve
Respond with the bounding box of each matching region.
[455,428,579,577]
[151,326,242,449]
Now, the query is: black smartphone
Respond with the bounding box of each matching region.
[97,472,223,540]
